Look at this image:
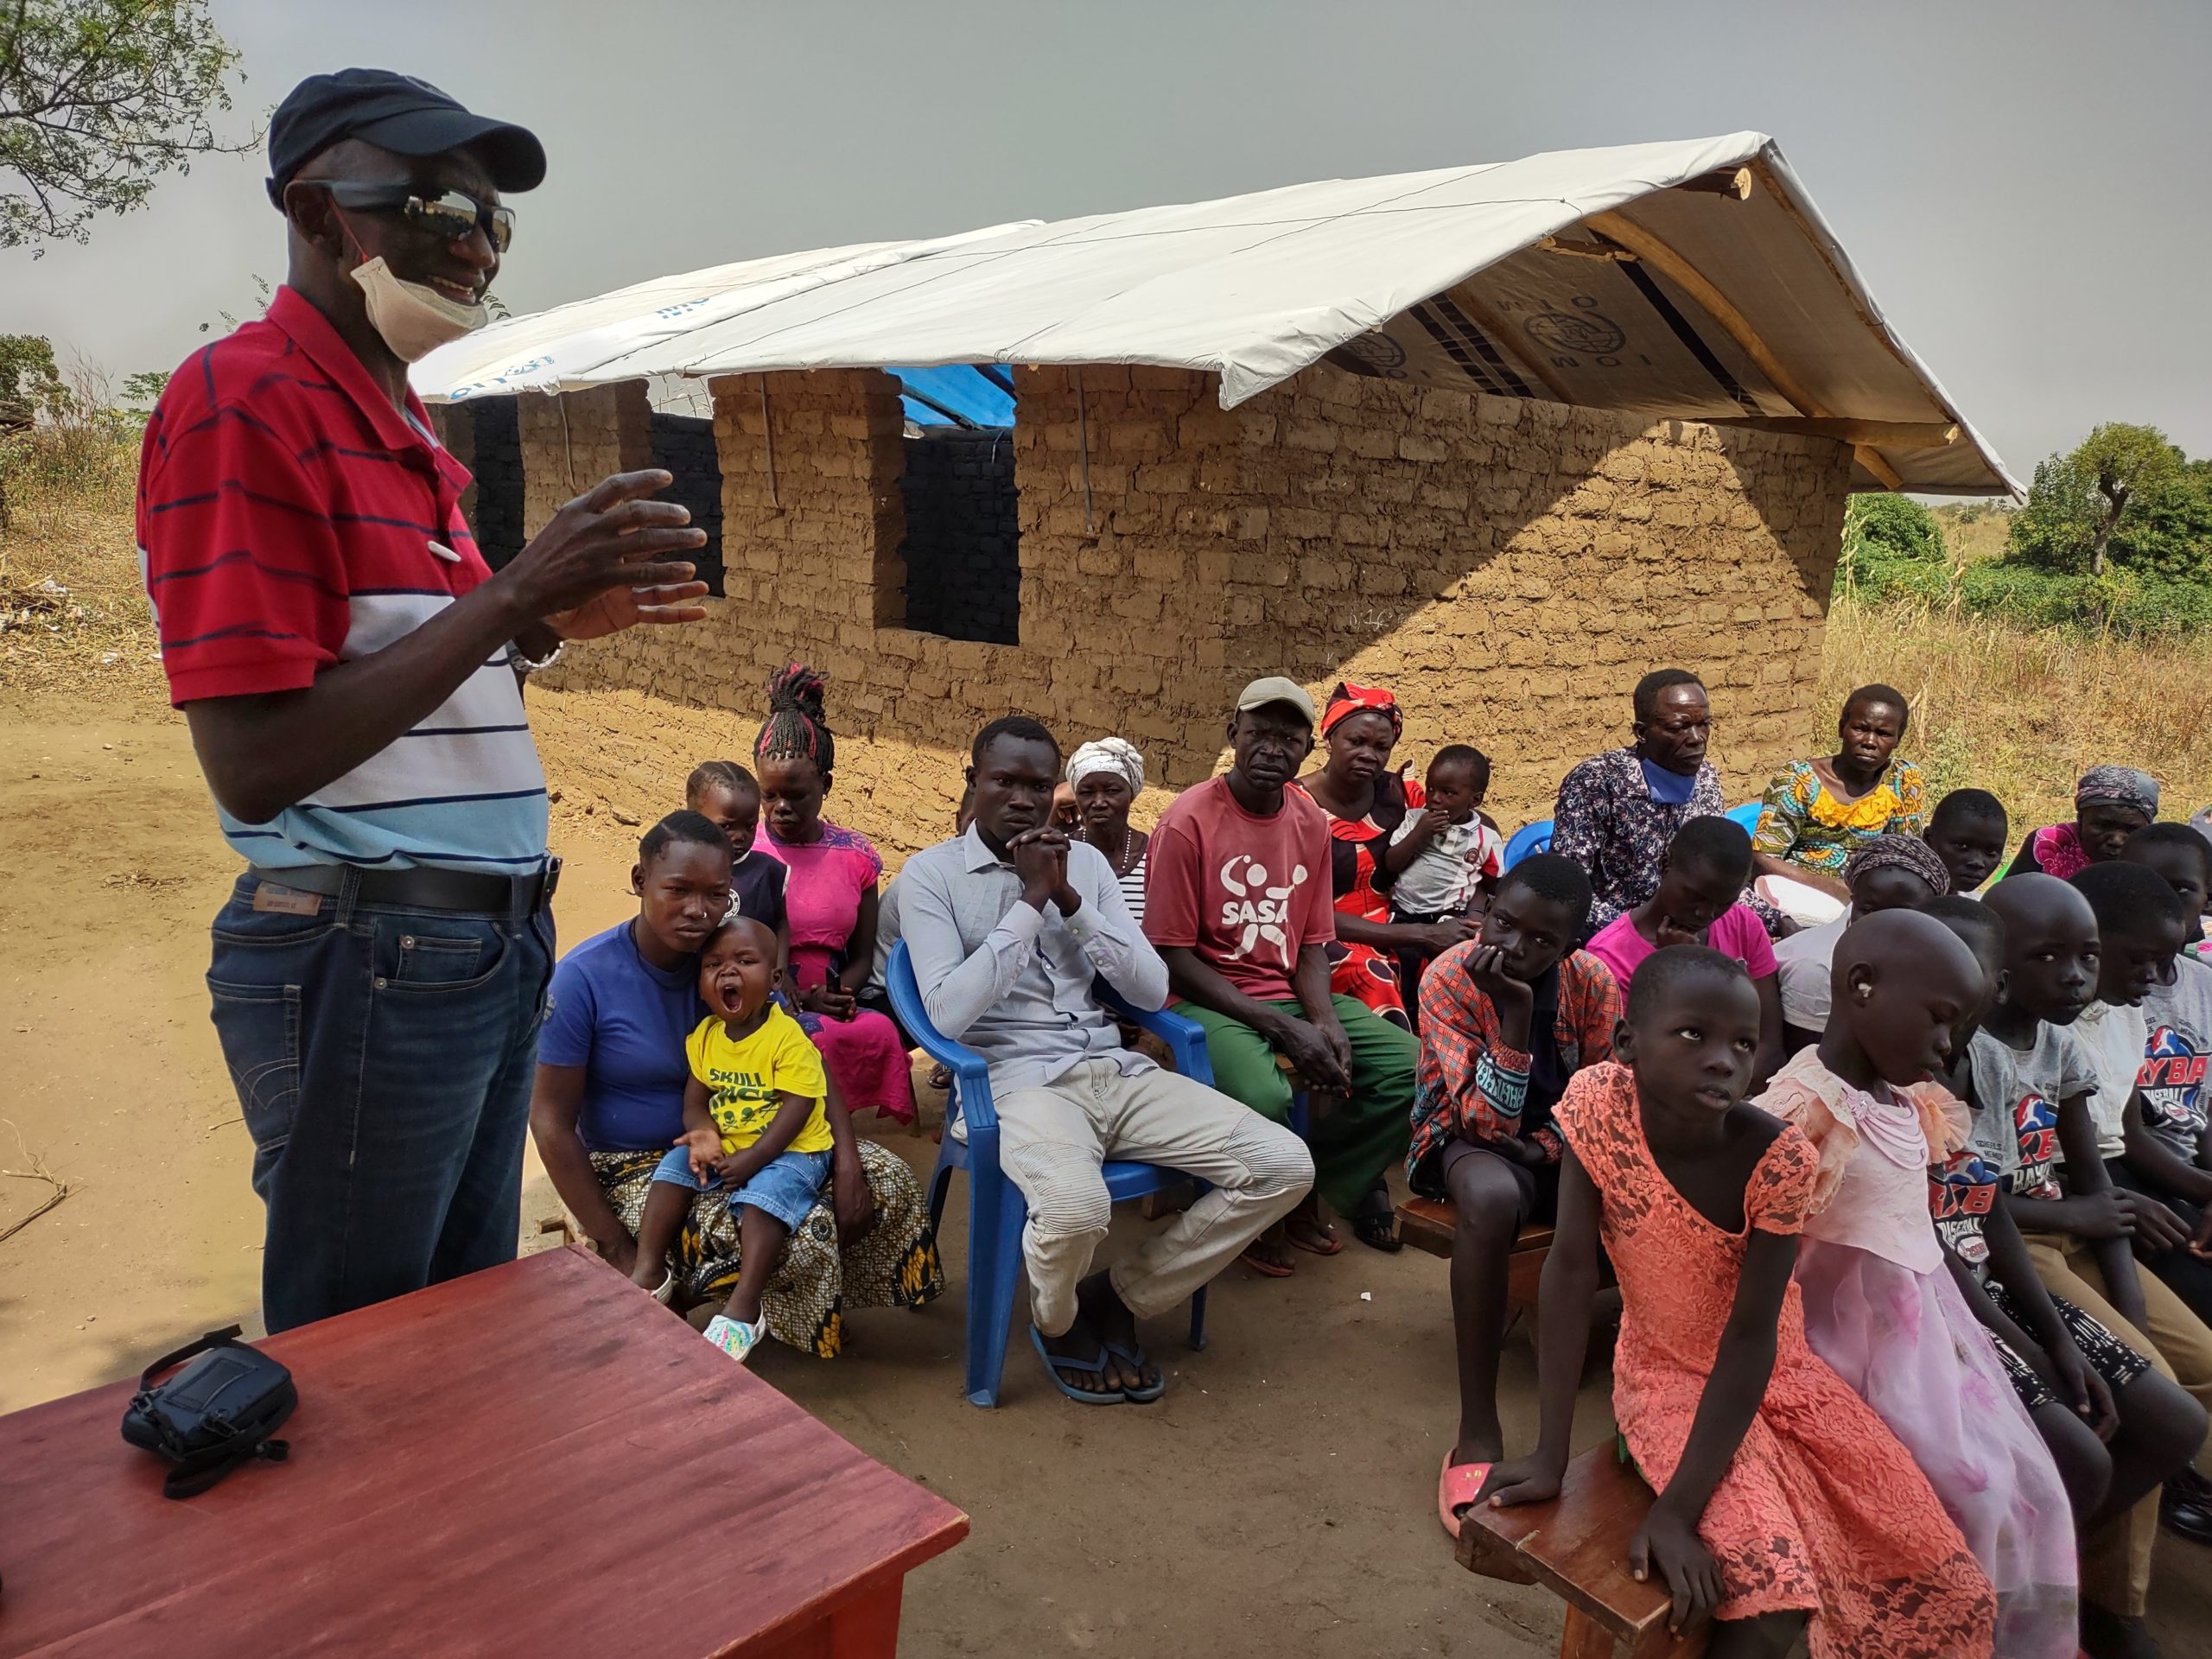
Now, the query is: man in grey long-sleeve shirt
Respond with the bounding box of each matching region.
[897,715,1313,1403]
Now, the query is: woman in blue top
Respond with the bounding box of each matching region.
[530,811,939,1356]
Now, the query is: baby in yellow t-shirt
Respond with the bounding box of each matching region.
[630,914,832,1365]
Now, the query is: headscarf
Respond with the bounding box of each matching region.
[2075,766,2159,819]
[1320,680,1402,740]
[1065,736,1144,796]
[1841,833,1949,898]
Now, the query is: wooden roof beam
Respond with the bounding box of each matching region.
[1707,416,1960,450]
[1676,166,1753,200]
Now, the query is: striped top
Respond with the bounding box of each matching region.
[1115,852,1147,928]
[136,286,546,874]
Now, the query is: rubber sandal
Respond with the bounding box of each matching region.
[1240,1239,1295,1278]
[1352,1211,1403,1253]
[1028,1325,1124,1405]
[702,1313,763,1365]
[1285,1217,1344,1257]
[1438,1454,1494,1541]
[647,1271,676,1306]
[1103,1338,1166,1403]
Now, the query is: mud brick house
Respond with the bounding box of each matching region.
[419,132,2013,837]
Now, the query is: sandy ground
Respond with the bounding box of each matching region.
[4,687,2210,1657]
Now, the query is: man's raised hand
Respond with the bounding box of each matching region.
[502,468,711,635]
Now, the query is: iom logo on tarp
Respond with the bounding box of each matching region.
[1523,296,1626,359]
[1334,331,1409,377]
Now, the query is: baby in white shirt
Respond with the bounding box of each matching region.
[1388,745,1502,922]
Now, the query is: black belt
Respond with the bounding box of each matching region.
[248,858,560,916]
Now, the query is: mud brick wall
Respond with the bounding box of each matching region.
[518,381,653,538]
[898,426,1020,645]
[515,362,1852,850]
[648,411,726,595]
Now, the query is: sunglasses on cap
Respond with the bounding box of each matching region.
[315,181,514,251]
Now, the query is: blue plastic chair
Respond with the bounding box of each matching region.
[1502,817,1554,871]
[1726,801,1763,832]
[885,940,1217,1408]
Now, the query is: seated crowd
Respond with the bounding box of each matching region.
[533,658,2212,1659]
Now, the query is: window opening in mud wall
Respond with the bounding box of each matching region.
[467,397,526,570]
[896,423,1020,645]
[649,410,726,596]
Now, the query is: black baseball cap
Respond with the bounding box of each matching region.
[265,68,546,207]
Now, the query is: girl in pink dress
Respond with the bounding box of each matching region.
[1757,910,2075,1656]
[1481,943,1994,1656]
[750,666,916,1126]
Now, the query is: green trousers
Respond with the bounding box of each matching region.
[1180,994,1416,1217]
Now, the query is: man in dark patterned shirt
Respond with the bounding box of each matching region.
[1552,669,1780,937]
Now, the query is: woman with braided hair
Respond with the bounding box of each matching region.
[751,664,918,1126]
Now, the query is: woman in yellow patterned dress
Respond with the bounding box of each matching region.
[1750,685,1926,929]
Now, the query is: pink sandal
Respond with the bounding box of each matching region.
[1437,1454,1493,1540]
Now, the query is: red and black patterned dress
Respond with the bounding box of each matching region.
[1306,773,1423,1028]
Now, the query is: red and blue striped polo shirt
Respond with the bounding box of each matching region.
[137,285,548,874]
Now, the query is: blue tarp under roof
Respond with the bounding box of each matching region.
[890,364,1014,429]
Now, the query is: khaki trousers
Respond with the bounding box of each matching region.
[985,1058,1313,1335]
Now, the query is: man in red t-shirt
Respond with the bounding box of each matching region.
[139,70,710,1332]
[1147,678,1418,1262]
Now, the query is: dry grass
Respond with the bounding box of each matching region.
[3,438,2203,828]
[0,429,163,703]
[1817,594,2212,830]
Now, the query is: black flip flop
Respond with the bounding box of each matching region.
[1351,1188,1403,1253]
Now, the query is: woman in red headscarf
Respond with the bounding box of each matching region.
[1299,683,1481,1032]
[1285,683,1476,1256]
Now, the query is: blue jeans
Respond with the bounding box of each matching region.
[651,1145,831,1231]
[206,872,556,1332]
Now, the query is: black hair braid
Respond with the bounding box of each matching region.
[754,663,834,773]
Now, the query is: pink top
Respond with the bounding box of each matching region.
[753,821,885,985]
[1754,1045,1968,1275]
[1584,902,1778,990]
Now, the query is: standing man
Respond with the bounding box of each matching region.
[898,716,1312,1402]
[1145,678,1419,1259]
[137,70,710,1331]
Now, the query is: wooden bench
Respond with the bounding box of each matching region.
[1456,1445,1708,1659]
[1397,1194,1553,1316]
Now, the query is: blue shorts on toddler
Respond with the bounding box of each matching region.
[650,1146,832,1231]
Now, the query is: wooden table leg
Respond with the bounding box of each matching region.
[751,1574,907,1659]
[825,1576,905,1658]
[1559,1606,1615,1658]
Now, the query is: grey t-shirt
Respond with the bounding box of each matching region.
[1964,1023,2098,1200]
[2139,954,2212,1161]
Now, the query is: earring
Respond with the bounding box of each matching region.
[1855,984,1872,1002]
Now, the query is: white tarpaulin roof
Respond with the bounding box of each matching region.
[415,132,2015,494]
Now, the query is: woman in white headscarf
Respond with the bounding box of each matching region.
[1066,737,1149,925]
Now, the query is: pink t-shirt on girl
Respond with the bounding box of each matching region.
[1585,902,1777,991]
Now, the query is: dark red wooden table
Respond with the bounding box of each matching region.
[0,1245,967,1657]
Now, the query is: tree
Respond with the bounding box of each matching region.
[1835,493,1946,601]
[2010,423,2188,579]
[0,0,250,254]
[0,330,64,430]
[2006,423,2207,629]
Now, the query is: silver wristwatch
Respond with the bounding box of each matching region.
[508,637,567,674]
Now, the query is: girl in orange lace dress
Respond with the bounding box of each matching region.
[1480,944,1995,1657]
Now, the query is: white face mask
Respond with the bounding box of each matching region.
[350,256,487,363]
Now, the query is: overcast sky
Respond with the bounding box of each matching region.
[9,0,2209,480]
